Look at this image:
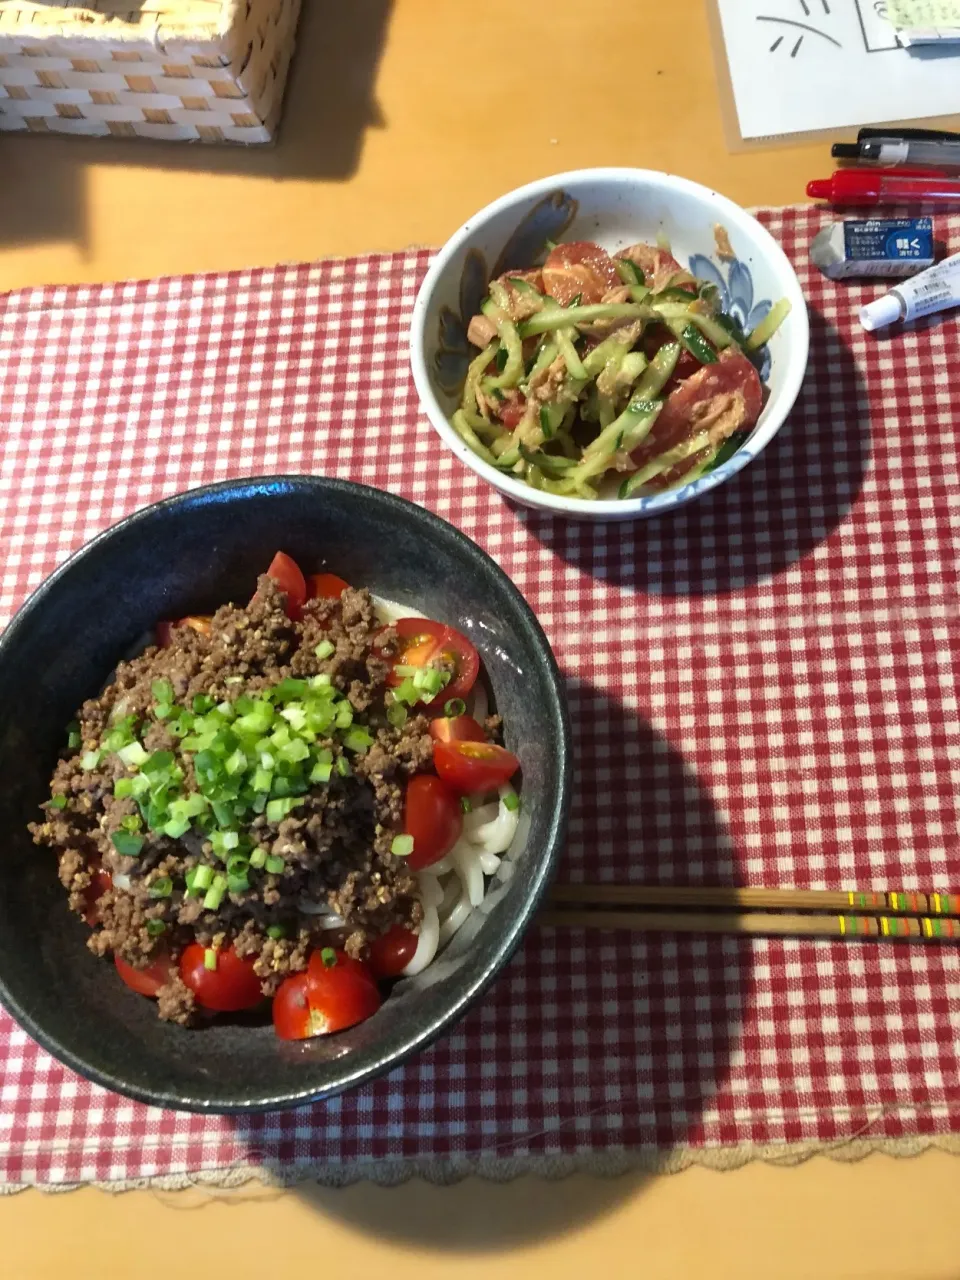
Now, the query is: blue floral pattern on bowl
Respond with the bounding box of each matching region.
[688,253,773,381]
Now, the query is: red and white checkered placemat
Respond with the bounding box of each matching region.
[1,206,960,1191]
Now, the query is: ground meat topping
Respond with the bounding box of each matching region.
[30,579,435,1024]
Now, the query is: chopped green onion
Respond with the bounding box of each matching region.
[192,694,215,714]
[314,639,335,660]
[310,674,332,689]
[336,755,351,778]
[153,703,173,721]
[120,815,142,833]
[117,741,148,769]
[502,791,520,812]
[80,750,101,771]
[67,730,81,750]
[343,727,373,753]
[146,919,167,937]
[266,797,304,824]
[310,760,332,784]
[320,947,336,968]
[193,863,214,891]
[391,834,414,857]
[151,679,173,704]
[111,831,143,857]
[49,794,67,810]
[266,925,287,940]
[204,947,218,971]
[387,702,408,728]
[149,876,173,899]
[460,796,472,813]
[444,698,466,718]
[203,873,227,911]
[265,855,285,875]
[394,678,421,707]
[227,873,249,895]
[249,847,268,869]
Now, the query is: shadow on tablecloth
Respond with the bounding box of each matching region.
[227,704,750,1250]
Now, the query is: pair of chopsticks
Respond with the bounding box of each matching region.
[542,885,960,943]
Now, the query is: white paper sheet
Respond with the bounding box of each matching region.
[716,0,960,139]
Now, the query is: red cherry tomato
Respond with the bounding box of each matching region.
[368,925,418,979]
[431,625,480,708]
[305,949,381,1034]
[272,971,313,1040]
[266,551,307,620]
[404,774,463,871]
[385,618,449,683]
[308,573,350,600]
[114,951,176,999]
[179,944,263,1012]
[542,241,620,306]
[82,865,113,926]
[429,714,486,744]
[433,740,520,794]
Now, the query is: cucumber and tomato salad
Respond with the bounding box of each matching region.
[454,236,789,501]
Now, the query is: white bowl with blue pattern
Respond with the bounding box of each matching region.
[409,168,809,521]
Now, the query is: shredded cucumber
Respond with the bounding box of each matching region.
[746,297,791,351]
[519,302,649,337]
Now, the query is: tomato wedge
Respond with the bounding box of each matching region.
[179,944,263,1012]
[429,714,486,744]
[115,952,176,999]
[433,740,520,794]
[266,551,307,620]
[82,865,113,926]
[404,774,463,871]
[308,573,350,600]
[542,241,620,306]
[305,949,381,1034]
[367,925,418,979]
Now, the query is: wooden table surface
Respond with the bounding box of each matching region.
[2,3,960,1276]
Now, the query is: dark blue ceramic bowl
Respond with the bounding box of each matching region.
[0,477,570,1113]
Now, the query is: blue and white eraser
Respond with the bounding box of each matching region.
[810,217,936,280]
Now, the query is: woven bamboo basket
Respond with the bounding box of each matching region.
[0,1,302,142]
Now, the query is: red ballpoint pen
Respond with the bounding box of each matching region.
[807,168,960,206]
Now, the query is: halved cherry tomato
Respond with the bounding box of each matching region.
[404,774,463,871]
[308,572,350,600]
[266,551,307,620]
[427,625,480,708]
[542,241,620,306]
[179,944,263,1012]
[385,618,449,683]
[82,866,113,926]
[115,951,176,999]
[305,948,381,1034]
[272,971,313,1040]
[429,714,486,744]
[433,740,520,794]
[367,925,418,979]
